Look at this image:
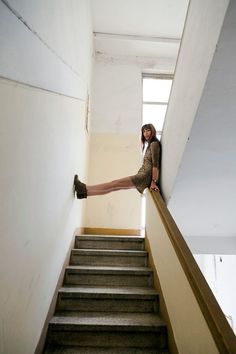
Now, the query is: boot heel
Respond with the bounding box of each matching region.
[74,175,87,199]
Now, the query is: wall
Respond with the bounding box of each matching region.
[0,0,92,98]
[85,60,143,230]
[161,0,229,202]
[145,191,219,354]
[0,1,92,353]
[85,54,175,230]
[195,254,236,334]
[166,0,236,244]
[155,0,236,342]
[85,131,142,230]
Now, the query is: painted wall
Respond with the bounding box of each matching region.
[0,0,92,98]
[145,192,219,354]
[85,132,142,229]
[167,0,236,244]
[161,0,229,202]
[0,1,92,353]
[85,54,175,230]
[160,0,236,332]
[195,254,236,334]
[85,60,142,230]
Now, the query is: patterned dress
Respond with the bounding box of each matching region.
[131,140,161,194]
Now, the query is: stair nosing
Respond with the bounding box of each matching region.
[58,286,158,293]
[71,249,147,256]
[49,312,166,330]
[65,265,152,274]
[58,286,158,299]
[75,235,144,242]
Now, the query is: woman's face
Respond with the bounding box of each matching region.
[143,128,152,141]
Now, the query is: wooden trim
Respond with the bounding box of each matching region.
[145,236,178,354]
[81,227,141,236]
[75,226,85,235]
[150,191,236,353]
[34,228,82,354]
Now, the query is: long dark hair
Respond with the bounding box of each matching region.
[141,123,159,151]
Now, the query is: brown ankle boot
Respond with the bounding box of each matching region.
[74,175,87,199]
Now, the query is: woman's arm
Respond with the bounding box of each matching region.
[150,166,159,191]
[150,141,161,191]
[152,166,158,182]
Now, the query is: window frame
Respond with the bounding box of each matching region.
[142,73,173,138]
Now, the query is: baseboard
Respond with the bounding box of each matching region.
[81,227,141,236]
[34,227,83,354]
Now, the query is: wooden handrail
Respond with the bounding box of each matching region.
[150,190,236,354]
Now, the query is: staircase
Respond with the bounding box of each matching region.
[44,234,169,353]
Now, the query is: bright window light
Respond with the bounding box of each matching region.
[143,78,172,103]
[142,104,167,132]
[142,76,173,138]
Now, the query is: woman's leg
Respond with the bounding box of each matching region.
[87,177,135,196]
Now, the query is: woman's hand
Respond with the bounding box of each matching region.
[150,180,159,192]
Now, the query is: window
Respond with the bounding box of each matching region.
[142,75,173,140]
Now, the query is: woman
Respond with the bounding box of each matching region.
[74,123,161,199]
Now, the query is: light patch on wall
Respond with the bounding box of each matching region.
[85,93,90,133]
[85,133,142,229]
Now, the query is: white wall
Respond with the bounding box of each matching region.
[167,0,236,243]
[90,60,142,134]
[0,0,92,99]
[161,0,229,202]
[195,254,236,334]
[0,1,93,353]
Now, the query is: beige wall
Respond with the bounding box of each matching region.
[85,133,142,229]
[0,1,92,353]
[86,61,143,230]
[0,78,88,354]
[145,192,219,353]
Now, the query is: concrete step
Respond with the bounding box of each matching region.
[44,345,169,353]
[75,235,145,251]
[47,312,168,349]
[70,248,148,267]
[43,232,169,353]
[56,286,159,313]
[64,266,153,287]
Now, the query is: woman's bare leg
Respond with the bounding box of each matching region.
[87,177,135,196]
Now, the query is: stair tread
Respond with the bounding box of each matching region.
[50,312,166,329]
[59,286,158,296]
[76,235,144,241]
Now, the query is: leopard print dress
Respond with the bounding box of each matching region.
[131,140,161,194]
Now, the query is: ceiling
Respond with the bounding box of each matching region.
[90,0,189,60]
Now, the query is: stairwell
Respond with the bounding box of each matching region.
[44,234,169,353]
